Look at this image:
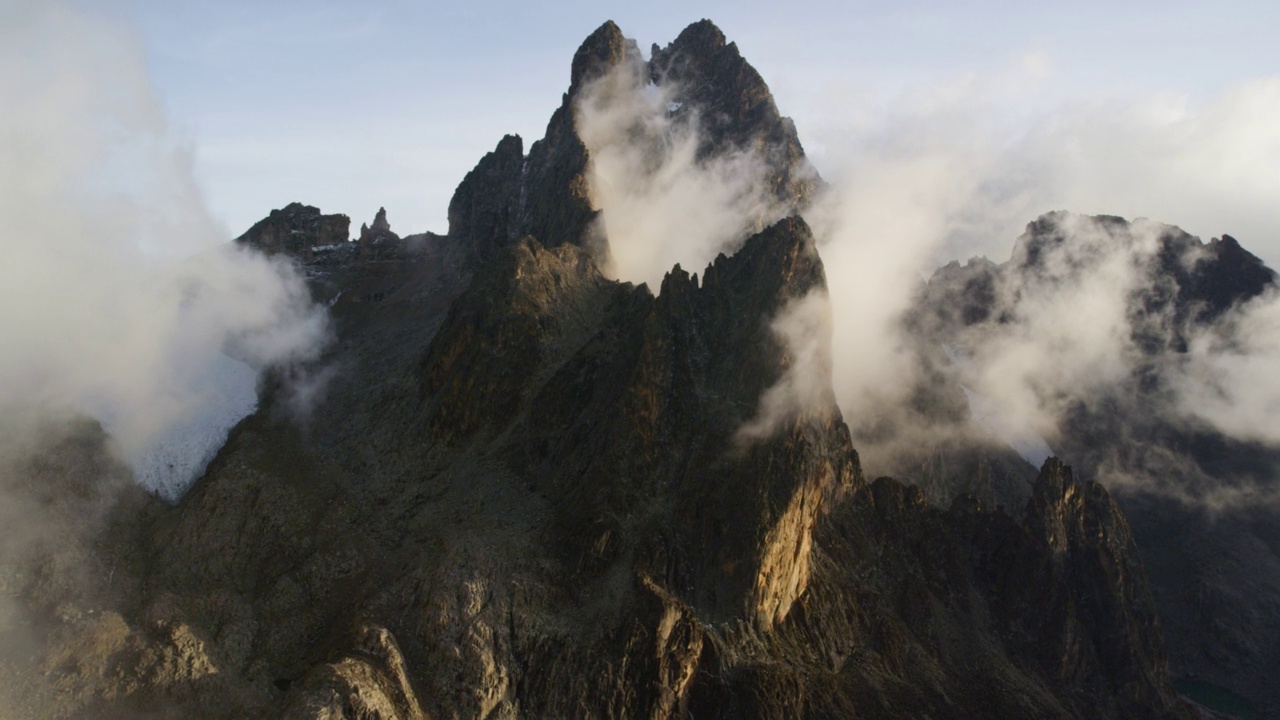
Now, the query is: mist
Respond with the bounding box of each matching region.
[0,3,330,499]
[0,5,332,710]
[575,57,788,291]
[736,290,835,445]
[573,31,1280,510]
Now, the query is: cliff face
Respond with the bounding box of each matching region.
[685,460,1185,719]
[1,20,1198,720]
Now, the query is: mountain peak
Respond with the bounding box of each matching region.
[371,206,390,233]
[668,18,728,53]
[649,20,819,208]
[569,20,630,95]
[14,18,1209,719]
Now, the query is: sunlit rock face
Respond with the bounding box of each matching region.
[2,20,1203,720]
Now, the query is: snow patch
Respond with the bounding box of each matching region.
[125,353,259,502]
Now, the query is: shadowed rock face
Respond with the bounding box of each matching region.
[446,134,524,259]
[649,19,819,208]
[2,20,1198,720]
[683,460,1187,720]
[511,216,854,628]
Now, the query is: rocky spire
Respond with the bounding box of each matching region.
[27,20,1203,720]
[568,20,630,97]
[649,19,820,208]
[357,206,401,260]
[371,206,391,233]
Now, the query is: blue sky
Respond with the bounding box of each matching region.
[78,1,1280,261]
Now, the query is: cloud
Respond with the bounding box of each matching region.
[802,64,1280,267]
[0,2,329,499]
[1024,79,1280,262]
[788,60,1280,508]
[575,57,787,291]
[965,216,1164,432]
[736,290,834,444]
[804,147,993,422]
[575,54,834,446]
[915,213,1280,511]
[571,35,1280,499]
[1176,290,1280,446]
[0,6,331,709]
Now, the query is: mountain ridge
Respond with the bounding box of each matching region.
[0,18,1234,720]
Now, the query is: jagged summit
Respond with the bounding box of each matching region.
[5,20,1206,720]
[569,20,633,96]
[368,206,391,233]
[435,19,820,273]
[446,133,523,258]
[649,19,819,206]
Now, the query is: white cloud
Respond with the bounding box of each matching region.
[736,290,834,444]
[575,59,787,290]
[0,2,329,498]
[1178,291,1280,445]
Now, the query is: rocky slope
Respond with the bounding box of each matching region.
[0,19,1203,720]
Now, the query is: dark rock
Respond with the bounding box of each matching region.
[649,19,821,209]
[906,210,1280,713]
[370,207,391,234]
[356,206,402,260]
[446,134,524,259]
[514,216,855,627]
[235,202,350,259]
[569,20,630,97]
[676,459,1192,719]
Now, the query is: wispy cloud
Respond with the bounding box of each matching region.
[575,57,787,291]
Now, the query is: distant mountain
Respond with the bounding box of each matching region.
[1,19,1227,720]
[897,210,1280,717]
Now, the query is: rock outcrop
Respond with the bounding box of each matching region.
[438,19,819,270]
[446,134,524,259]
[357,206,403,260]
[236,202,351,259]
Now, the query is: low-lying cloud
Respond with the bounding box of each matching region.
[736,290,834,444]
[575,57,787,291]
[574,30,1280,509]
[0,3,329,500]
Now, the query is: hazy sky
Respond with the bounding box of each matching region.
[97,0,1279,263]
